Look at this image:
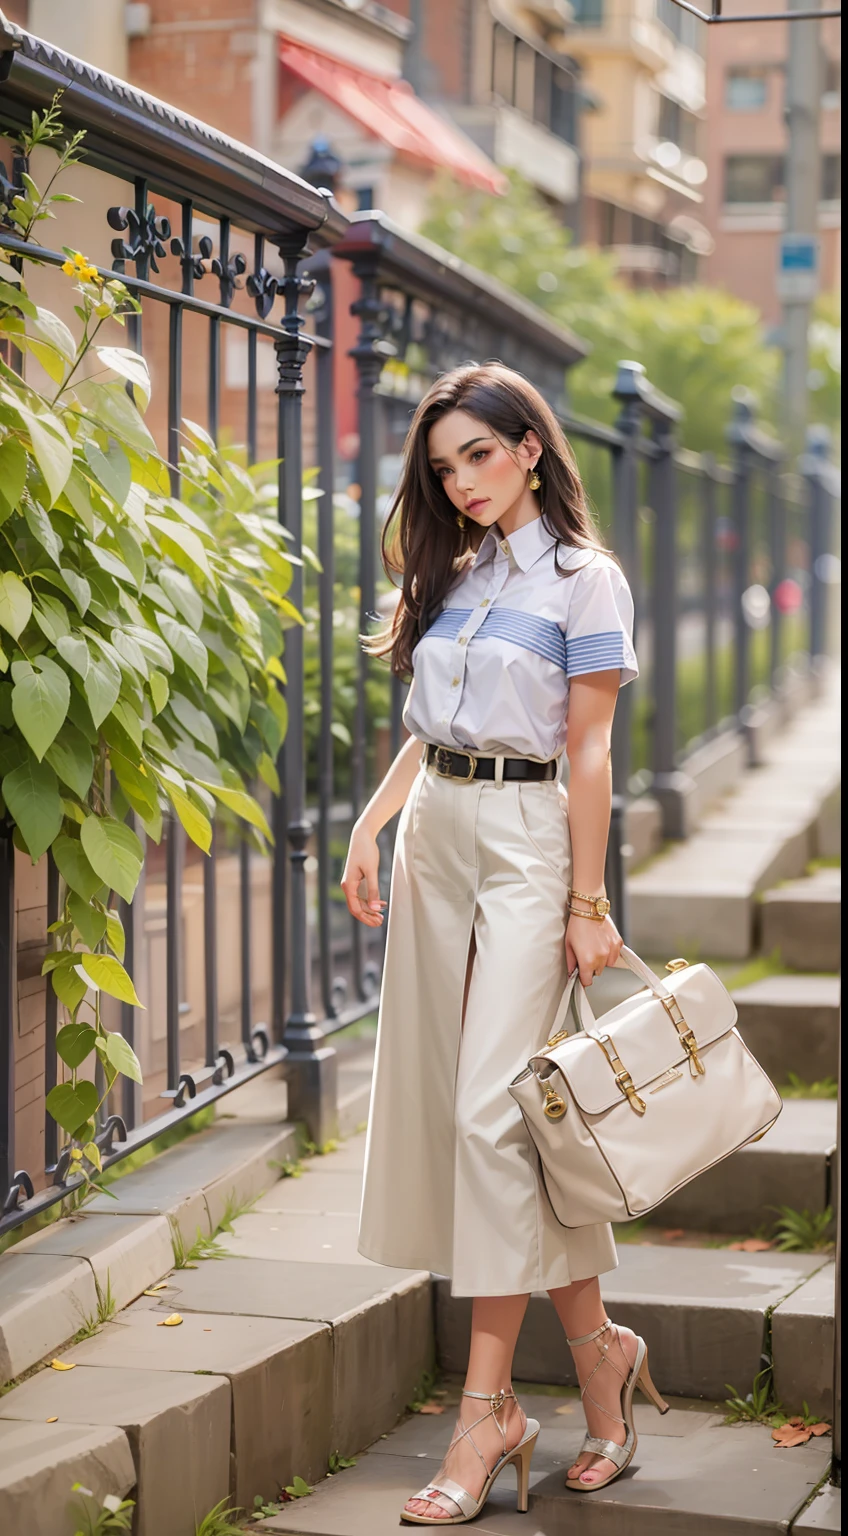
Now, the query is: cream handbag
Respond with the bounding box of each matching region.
[509,947,782,1228]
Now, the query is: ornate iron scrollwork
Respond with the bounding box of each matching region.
[170,231,213,283]
[247,265,279,319]
[212,246,247,309]
[107,202,171,274]
[2,1169,34,1215]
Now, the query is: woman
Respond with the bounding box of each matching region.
[341,363,665,1526]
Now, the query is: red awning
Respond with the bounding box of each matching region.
[279,37,506,196]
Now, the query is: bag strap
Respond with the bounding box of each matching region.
[546,945,675,1043]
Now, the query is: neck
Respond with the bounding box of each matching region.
[496,489,541,538]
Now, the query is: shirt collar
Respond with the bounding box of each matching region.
[477,516,558,573]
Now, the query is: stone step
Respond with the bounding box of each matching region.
[773,1262,837,1421]
[0,1420,136,1536]
[436,1247,831,1405]
[733,973,841,1085]
[252,1388,834,1535]
[654,1099,837,1233]
[760,870,842,972]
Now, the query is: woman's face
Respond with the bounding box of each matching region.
[427,409,541,530]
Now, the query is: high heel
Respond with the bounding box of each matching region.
[401,1387,540,1525]
[564,1319,669,1493]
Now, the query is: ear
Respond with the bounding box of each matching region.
[520,430,543,463]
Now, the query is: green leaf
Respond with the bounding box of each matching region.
[51,962,88,1010]
[45,1079,99,1137]
[68,890,107,948]
[23,500,63,565]
[56,1021,97,1069]
[62,469,96,534]
[84,435,132,509]
[40,566,91,617]
[182,417,216,450]
[105,909,126,962]
[45,721,94,798]
[1,756,62,860]
[103,1028,144,1078]
[0,571,32,641]
[16,406,73,505]
[200,782,272,840]
[25,337,66,385]
[74,380,157,456]
[80,814,143,903]
[126,624,173,675]
[163,781,212,853]
[0,436,28,512]
[157,614,208,687]
[56,632,90,679]
[83,538,136,586]
[257,751,281,795]
[82,1140,102,1172]
[83,647,122,728]
[11,654,70,759]
[110,750,159,820]
[32,304,76,364]
[33,594,70,644]
[52,833,105,901]
[94,346,152,411]
[149,669,169,715]
[148,514,212,582]
[158,567,203,631]
[109,627,148,678]
[79,952,143,1008]
[170,695,218,755]
[115,526,146,589]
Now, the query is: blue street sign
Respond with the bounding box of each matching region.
[777,235,820,300]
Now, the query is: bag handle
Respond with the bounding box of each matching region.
[546,945,675,1043]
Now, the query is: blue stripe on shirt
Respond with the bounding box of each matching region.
[565,631,626,676]
[423,606,568,671]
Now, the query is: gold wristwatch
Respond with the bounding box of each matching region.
[568,888,611,920]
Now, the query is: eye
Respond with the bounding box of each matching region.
[470,449,489,464]
[435,465,453,480]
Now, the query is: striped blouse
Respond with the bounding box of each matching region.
[403,516,638,762]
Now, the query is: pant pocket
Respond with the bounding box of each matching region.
[517,782,572,889]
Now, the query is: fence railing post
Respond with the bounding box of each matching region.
[727,392,756,725]
[803,424,836,666]
[768,464,788,693]
[649,412,696,838]
[0,830,15,1213]
[702,455,719,737]
[276,236,338,1144]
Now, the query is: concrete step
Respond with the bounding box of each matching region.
[760,870,842,972]
[0,1420,136,1536]
[436,1247,831,1404]
[0,1130,434,1536]
[654,1099,837,1233]
[733,974,841,1085]
[0,1114,298,1388]
[252,1388,833,1535]
[794,1483,842,1533]
[773,1262,837,1420]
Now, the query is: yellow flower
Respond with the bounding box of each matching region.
[61,251,100,283]
[61,259,76,276]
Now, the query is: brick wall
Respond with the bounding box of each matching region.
[128,0,259,147]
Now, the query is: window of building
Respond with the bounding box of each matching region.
[823,58,841,110]
[724,154,785,204]
[822,153,841,201]
[657,96,699,155]
[571,0,604,24]
[726,69,769,111]
[492,24,516,103]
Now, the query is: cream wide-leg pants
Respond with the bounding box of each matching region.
[358,760,618,1297]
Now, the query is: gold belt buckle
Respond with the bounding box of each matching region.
[434,747,476,782]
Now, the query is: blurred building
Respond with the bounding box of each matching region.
[382,0,713,282]
[701,0,841,324]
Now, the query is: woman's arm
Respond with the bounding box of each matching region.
[564,671,624,986]
[340,732,423,928]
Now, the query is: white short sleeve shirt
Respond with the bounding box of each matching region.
[403,517,638,762]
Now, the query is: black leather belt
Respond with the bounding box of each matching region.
[426,745,558,783]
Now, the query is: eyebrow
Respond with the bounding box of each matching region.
[429,435,491,465]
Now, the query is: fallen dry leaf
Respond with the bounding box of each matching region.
[662,1229,685,1241]
[49,1360,75,1371]
[157,1313,183,1327]
[46,1416,58,1423]
[772,1425,812,1447]
[810,1423,831,1437]
[787,1417,805,1427]
[149,1282,169,1291]
[555,1405,575,1415]
[729,1239,773,1252]
[203,1328,212,1333]
[418,1404,446,1415]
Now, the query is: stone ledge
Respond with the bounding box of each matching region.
[0,1252,97,1385]
[0,1420,136,1536]
[772,1262,836,1420]
[12,1211,173,1314]
[733,974,840,1084]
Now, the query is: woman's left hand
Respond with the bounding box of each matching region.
[565,913,623,989]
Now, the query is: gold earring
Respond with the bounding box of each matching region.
[456,512,466,529]
[529,466,542,492]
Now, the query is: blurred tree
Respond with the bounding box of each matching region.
[807,291,841,445]
[421,171,795,456]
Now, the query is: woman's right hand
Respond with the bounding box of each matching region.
[341,821,387,927]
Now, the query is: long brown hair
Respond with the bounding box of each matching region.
[368,362,607,677]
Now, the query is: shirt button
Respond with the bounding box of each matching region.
[481,598,490,607]
[451,677,460,687]
[500,540,510,555]
[458,636,468,646]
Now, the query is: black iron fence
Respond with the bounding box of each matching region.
[0,22,841,1241]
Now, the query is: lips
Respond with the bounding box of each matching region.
[465,498,489,514]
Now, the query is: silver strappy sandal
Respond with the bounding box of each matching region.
[401,1387,540,1525]
[565,1318,669,1492]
